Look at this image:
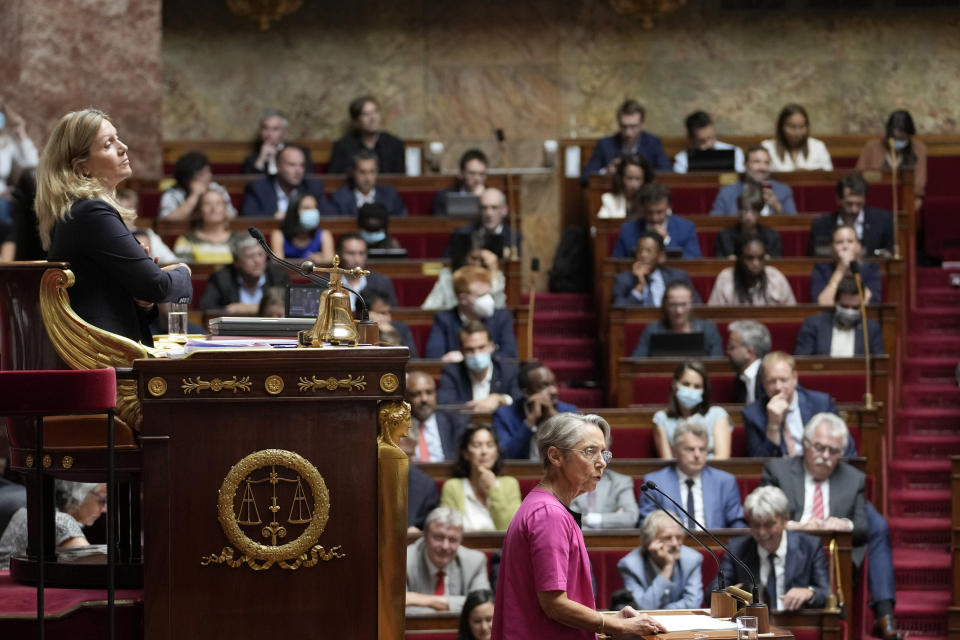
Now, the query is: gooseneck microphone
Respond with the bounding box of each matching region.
[641,480,761,604]
[849,260,874,409]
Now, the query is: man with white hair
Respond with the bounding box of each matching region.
[726,320,772,405]
[405,506,490,615]
[715,486,829,610]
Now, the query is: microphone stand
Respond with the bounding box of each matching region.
[495,129,519,260]
[850,261,874,410]
[526,258,539,361]
[887,138,902,259]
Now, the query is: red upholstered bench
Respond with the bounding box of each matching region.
[628,370,870,405]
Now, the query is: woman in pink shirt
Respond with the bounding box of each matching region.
[492,414,666,639]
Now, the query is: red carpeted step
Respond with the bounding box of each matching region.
[533,337,597,361]
[915,266,960,290]
[902,358,960,383]
[908,335,960,358]
[895,408,960,435]
[892,433,960,458]
[909,309,960,333]
[533,311,597,337]
[888,488,951,518]
[888,517,951,548]
[893,590,951,637]
[902,383,960,409]
[917,288,960,307]
[546,359,597,382]
[887,459,951,490]
[557,385,603,407]
[523,293,593,313]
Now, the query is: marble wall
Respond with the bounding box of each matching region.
[0,0,164,175]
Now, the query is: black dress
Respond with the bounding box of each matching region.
[47,198,193,346]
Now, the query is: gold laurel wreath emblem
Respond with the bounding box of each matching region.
[201,449,345,571]
[379,373,399,393]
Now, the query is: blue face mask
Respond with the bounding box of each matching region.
[675,384,703,409]
[299,208,320,229]
[0,112,5,131]
[464,351,492,373]
[892,139,908,151]
[360,229,386,245]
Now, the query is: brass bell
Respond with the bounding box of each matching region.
[319,287,358,346]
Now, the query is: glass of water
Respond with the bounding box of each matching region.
[167,302,188,343]
[737,616,758,640]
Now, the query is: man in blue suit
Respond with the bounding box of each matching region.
[795,277,884,357]
[709,146,797,216]
[714,486,829,610]
[581,99,671,183]
[435,320,520,413]
[612,231,699,306]
[612,183,701,258]
[494,362,577,459]
[330,150,407,216]
[637,419,746,529]
[240,146,328,217]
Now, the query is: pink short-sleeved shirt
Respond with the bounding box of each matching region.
[492,488,596,639]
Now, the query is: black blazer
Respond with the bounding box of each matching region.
[329,184,408,217]
[239,176,328,217]
[436,355,521,406]
[198,264,291,310]
[407,463,440,530]
[794,311,884,356]
[715,224,782,258]
[611,266,700,306]
[807,208,894,257]
[733,365,766,406]
[47,198,193,345]
[327,131,406,175]
[434,410,470,459]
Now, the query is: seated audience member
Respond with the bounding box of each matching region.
[762,413,904,639]
[457,589,495,640]
[328,95,405,174]
[673,110,745,174]
[708,237,796,306]
[198,237,291,312]
[808,173,894,258]
[396,431,440,533]
[0,475,25,537]
[856,109,926,212]
[638,418,746,528]
[743,351,853,458]
[337,232,397,311]
[243,109,314,175]
[616,511,704,610]
[0,102,38,225]
[445,187,520,259]
[425,266,517,361]
[331,150,407,216]
[406,507,490,614]
[612,231,698,306]
[714,185,782,259]
[173,188,246,264]
[159,151,236,220]
[811,225,882,305]
[436,321,520,412]
[761,104,833,172]
[358,203,403,250]
[365,287,417,356]
[0,480,105,570]
[795,277,883,357]
[270,191,334,264]
[716,486,828,610]
[653,361,732,459]
[257,287,286,318]
[423,247,505,311]
[597,153,654,219]
[571,432,640,530]
[239,146,327,218]
[433,149,488,215]
[726,320,772,405]
[441,425,521,532]
[581,99,671,183]
[632,281,723,358]
[406,370,469,462]
[494,361,577,460]
[118,188,178,265]
[613,183,701,258]
[10,168,46,260]
[710,145,797,216]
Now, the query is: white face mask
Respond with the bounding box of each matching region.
[834,306,860,328]
[892,139,909,151]
[472,293,495,319]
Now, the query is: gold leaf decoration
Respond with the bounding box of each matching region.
[297,375,366,393]
[181,376,252,395]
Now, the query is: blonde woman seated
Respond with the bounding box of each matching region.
[653,360,731,459]
[173,187,246,264]
[441,424,520,532]
[708,237,796,306]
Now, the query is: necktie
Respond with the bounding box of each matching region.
[642,281,655,306]
[685,478,696,527]
[767,554,778,609]
[433,570,445,596]
[417,433,430,461]
[812,482,825,520]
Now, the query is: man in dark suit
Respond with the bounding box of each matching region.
[328,96,406,175]
[432,149,488,215]
[580,99,671,183]
[715,486,829,610]
[807,173,894,258]
[364,287,417,356]
[405,371,468,462]
[242,109,315,175]
[612,231,698,306]
[726,320,771,406]
[612,183,701,258]
[337,232,398,310]
[396,432,440,532]
[493,361,577,460]
[198,238,290,311]
[239,146,328,217]
[795,277,884,357]
[436,321,520,413]
[443,187,521,260]
[330,150,407,216]
[637,418,746,529]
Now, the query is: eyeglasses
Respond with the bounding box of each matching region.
[558,447,613,463]
[805,440,845,457]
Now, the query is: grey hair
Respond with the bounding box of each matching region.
[743,485,791,521]
[54,480,100,513]
[260,108,289,128]
[803,412,850,450]
[424,506,463,531]
[728,320,772,358]
[671,416,709,448]
[638,510,681,547]
[232,235,261,256]
[537,413,611,470]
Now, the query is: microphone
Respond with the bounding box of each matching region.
[848,259,874,409]
[641,480,761,604]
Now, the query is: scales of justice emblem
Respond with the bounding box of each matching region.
[201,449,346,571]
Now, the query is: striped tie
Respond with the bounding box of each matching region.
[812,482,825,520]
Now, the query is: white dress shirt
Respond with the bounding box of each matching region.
[800,471,832,522]
[470,365,493,402]
[741,359,761,405]
[830,325,856,357]
[354,188,376,208]
[837,209,865,243]
[462,480,496,531]
[757,531,789,609]
[761,137,834,172]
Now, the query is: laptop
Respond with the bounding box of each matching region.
[447,232,505,267]
[648,332,706,357]
[687,148,736,172]
[444,192,481,217]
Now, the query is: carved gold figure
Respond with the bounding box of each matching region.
[377,399,411,636]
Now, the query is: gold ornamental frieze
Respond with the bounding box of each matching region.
[181,375,252,395]
[201,449,345,571]
[297,374,366,393]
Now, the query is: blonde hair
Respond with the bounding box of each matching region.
[452,265,492,295]
[35,108,135,249]
[761,350,796,373]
